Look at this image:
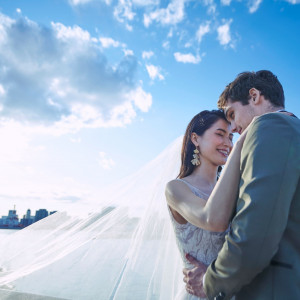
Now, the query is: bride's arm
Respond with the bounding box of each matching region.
[165,135,244,232]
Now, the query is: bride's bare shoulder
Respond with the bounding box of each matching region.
[165,179,191,204]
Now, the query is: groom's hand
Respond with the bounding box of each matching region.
[183,253,207,298]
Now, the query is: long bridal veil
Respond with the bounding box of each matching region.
[0,137,184,299]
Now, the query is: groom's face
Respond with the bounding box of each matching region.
[224,99,256,134]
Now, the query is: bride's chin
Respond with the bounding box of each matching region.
[216,159,227,166]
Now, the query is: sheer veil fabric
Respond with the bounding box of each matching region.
[0,137,184,300]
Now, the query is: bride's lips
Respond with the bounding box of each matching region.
[217,149,229,157]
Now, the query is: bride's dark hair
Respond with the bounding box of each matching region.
[178,110,228,179]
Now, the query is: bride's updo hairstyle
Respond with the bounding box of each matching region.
[178,110,228,179]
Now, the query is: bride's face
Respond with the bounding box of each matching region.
[196,119,233,166]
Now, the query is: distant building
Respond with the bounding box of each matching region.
[0,216,7,226]
[34,209,49,222]
[0,207,56,229]
[0,208,19,228]
[20,209,34,228]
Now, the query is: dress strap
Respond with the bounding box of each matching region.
[175,179,209,198]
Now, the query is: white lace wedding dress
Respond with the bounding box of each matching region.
[169,179,228,300]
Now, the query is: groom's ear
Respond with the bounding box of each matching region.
[248,88,261,105]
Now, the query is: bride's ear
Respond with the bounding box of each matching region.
[191,132,199,147]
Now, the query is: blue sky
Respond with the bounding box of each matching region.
[0,0,299,216]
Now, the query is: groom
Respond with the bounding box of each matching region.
[183,70,300,300]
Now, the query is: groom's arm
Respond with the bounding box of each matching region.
[204,113,299,300]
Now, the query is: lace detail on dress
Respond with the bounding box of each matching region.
[168,179,229,300]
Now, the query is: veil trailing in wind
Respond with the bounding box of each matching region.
[0,137,184,300]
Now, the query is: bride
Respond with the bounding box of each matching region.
[166,110,245,300]
[0,110,245,300]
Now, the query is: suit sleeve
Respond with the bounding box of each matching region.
[204,113,300,300]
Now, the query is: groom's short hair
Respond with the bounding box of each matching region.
[218,70,285,109]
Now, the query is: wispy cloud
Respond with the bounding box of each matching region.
[248,0,263,13]
[69,0,112,6]
[202,0,217,15]
[125,24,133,31]
[127,86,152,112]
[220,0,232,5]
[123,48,134,56]
[174,52,201,64]
[0,121,33,163]
[284,0,300,3]
[196,21,210,44]
[69,0,94,5]
[99,36,133,55]
[142,50,154,59]
[132,0,159,5]
[162,41,170,50]
[98,152,116,169]
[143,0,187,27]
[99,37,124,48]
[146,64,165,80]
[217,19,233,47]
[0,13,152,131]
[114,0,135,23]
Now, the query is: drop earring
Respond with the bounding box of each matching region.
[191,148,201,166]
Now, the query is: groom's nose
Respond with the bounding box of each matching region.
[230,120,238,133]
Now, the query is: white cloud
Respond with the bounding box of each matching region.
[0,84,5,96]
[69,0,112,5]
[125,24,133,31]
[114,0,135,23]
[202,0,217,15]
[0,13,152,132]
[162,41,170,50]
[99,37,122,48]
[184,41,192,48]
[132,0,159,5]
[248,0,263,13]
[146,64,165,81]
[16,8,22,14]
[113,0,140,30]
[123,48,134,56]
[167,28,173,38]
[52,22,91,41]
[69,0,93,5]
[221,0,232,5]
[98,152,116,169]
[284,0,300,3]
[217,19,233,46]
[0,121,32,163]
[174,52,201,64]
[143,0,187,27]
[142,51,154,59]
[196,21,210,43]
[127,86,152,112]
